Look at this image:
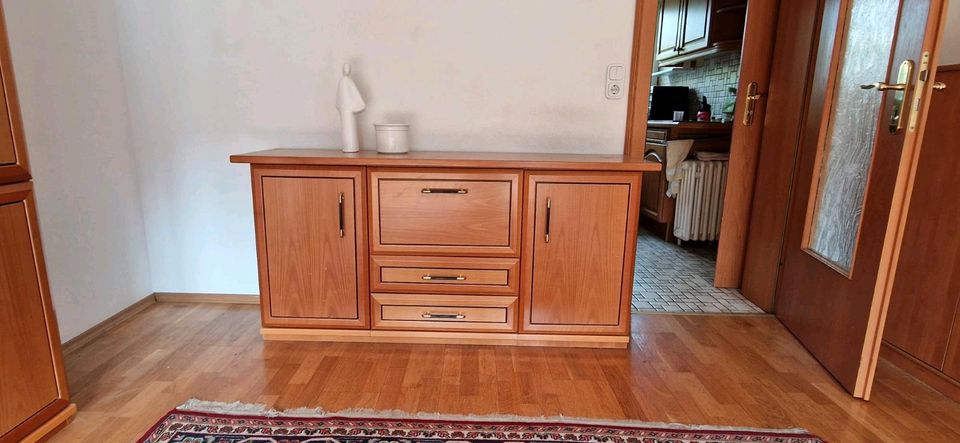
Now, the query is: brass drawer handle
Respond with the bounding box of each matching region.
[422,312,466,319]
[544,198,552,243]
[421,274,466,281]
[421,188,468,194]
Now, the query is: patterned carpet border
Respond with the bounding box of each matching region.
[138,399,827,443]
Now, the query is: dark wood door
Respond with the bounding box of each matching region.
[0,183,69,441]
[522,173,638,335]
[883,67,960,369]
[775,0,940,398]
[680,0,710,52]
[656,0,685,61]
[254,167,367,329]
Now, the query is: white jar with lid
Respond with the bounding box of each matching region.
[374,124,410,154]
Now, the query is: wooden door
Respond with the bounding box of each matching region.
[883,66,960,369]
[656,0,684,61]
[0,182,69,441]
[253,167,368,329]
[0,4,29,185]
[680,0,710,52]
[775,0,945,398]
[521,173,639,335]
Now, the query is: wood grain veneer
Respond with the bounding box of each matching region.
[0,182,72,443]
[0,5,29,186]
[252,166,369,329]
[520,172,640,336]
[231,149,661,172]
[369,169,521,257]
[370,255,519,296]
[371,293,517,333]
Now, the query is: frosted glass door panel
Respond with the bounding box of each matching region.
[806,0,899,272]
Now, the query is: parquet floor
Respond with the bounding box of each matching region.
[51,302,960,442]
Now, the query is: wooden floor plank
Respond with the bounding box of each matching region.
[47,302,960,442]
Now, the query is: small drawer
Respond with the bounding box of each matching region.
[372,293,517,332]
[370,169,521,256]
[371,256,519,295]
[645,128,669,142]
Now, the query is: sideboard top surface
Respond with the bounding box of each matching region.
[230,148,661,172]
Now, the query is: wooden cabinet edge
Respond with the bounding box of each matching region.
[16,403,77,443]
[259,327,629,349]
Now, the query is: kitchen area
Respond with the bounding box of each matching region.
[632,0,762,314]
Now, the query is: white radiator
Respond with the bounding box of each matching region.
[673,160,728,242]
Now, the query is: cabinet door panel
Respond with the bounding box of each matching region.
[257,169,367,328]
[656,0,684,60]
[0,199,59,436]
[0,13,29,184]
[522,174,639,335]
[681,0,711,51]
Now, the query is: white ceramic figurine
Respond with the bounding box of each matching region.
[336,63,365,152]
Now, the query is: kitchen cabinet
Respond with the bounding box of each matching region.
[655,0,747,65]
[233,149,657,348]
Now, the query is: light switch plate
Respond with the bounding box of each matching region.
[605,64,625,99]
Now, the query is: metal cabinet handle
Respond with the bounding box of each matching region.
[933,82,947,91]
[422,312,466,319]
[742,81,767,126]
[421,274,466,281]
[644,150,663,163]
[421,188,468,194]
[860,82,907,91]
[337,192,345,238]
[544,198,552,243]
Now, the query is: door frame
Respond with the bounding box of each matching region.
[623,0,781,293]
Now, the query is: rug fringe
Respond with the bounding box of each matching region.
[175,399,814,436]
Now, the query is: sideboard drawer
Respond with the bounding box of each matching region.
[372,293,517,332]
[370,169,521,256]
[371,255,519,295]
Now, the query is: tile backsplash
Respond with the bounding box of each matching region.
[658,52,741,120]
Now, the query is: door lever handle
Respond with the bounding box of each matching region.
[933,82,947,91]
[860,82,907,91]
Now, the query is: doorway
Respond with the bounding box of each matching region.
[625,0,770,314]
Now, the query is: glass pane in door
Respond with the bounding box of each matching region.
[806,0,899,272]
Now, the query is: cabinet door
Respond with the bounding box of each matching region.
[0,8,29,186]
[254,167,368,328]
[521,173,639,335]
[680,0,711,52]
[655,0,685,61]
[0,183,69,440]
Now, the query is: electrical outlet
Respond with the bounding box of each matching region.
[605,64,625,99]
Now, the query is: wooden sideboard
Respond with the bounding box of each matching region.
[0,4,76,442]
[232,149,660,348]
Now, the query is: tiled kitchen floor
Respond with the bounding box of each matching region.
[632,229,764,314]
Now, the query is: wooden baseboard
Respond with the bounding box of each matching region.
[154,292,260,305]
[63,294,156,355]
[881,341,960,404]
[260,327,630,349]
[20,403,77,443]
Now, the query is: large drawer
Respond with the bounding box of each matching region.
[371,256,519,295]
[372,293,517,332]
[370,169,521,256]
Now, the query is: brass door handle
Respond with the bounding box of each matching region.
[421,188,468,194]
[933,82,947,91]
[860,82,907,91]
[421,274,466,281]
[422,312,466,319]
[742,81,766,126]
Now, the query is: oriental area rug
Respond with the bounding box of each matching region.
[138,399,826,443]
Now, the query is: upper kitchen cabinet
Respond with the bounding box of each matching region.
[655,0,747,65]
[0,8,29,185]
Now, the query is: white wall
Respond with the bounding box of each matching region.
[942,0,960,64]
[4,0,153,340]
[113,0,636,294]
